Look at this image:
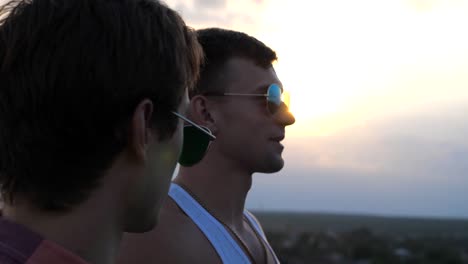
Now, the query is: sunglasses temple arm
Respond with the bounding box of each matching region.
[222,93,268,97]
[171,112,216,140]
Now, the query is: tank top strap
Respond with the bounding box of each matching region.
[169,183,251,264]
[243,210,281,264]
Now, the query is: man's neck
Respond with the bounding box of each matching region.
[175,161,253,230]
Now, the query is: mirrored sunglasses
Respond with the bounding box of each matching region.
[172,112,216,167]
[213,83,290,115]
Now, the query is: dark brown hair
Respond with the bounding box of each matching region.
[0,0,203,211]
[192,27,277,96]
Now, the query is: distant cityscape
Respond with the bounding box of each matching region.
[256,212,468,264]
[267,228,468,264]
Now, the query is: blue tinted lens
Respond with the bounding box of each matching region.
[266,83,283,114]
[267,83,282,106]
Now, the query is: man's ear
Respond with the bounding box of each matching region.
[129,99,154,161]
[190,95,218,134]
[188,95,217,133]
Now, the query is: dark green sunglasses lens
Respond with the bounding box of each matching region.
[178,125,212,166]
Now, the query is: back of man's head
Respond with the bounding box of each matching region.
[0,0,202,211]
[191,28,277,97]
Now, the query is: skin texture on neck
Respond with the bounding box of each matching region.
[174,153,253,230]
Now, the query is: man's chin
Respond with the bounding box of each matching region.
[259,156,284,173]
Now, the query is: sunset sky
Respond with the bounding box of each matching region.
[166,0,468,219]
[2,0,465,219]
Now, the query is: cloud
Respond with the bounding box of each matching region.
[286,100,468,173]
[248,165,468,218]
[167,0,264,30]
[247,100,468,219]
[193,0,226,9]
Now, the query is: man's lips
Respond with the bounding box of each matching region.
[270,135,285,142]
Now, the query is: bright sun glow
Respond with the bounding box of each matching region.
[165,0,468,219]
[256,0,468,137]
[168,0,468,137]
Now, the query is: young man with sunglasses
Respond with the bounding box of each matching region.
[0,0,203,263]
[118,28,295,264]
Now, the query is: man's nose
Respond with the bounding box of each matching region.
[274,103,295,126]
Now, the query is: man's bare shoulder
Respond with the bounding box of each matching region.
[117,196,221,264]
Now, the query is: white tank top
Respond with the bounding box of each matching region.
[169,183,280,264]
